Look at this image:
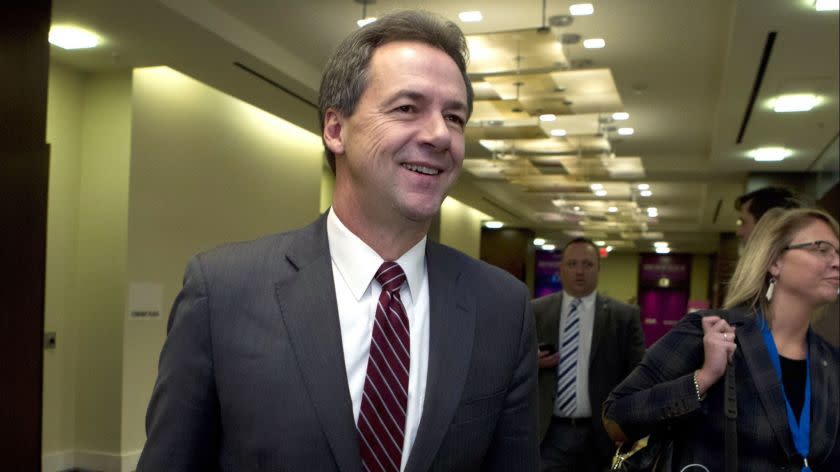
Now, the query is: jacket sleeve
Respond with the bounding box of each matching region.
[480,284,540,471]
[136,256,221,471]
[602,312,706,442]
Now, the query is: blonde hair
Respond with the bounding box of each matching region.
[723,207,840,320]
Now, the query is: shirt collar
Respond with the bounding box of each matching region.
[327,208,426,301]
[563,290,597,310]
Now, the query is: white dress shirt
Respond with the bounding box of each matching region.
[553,290,597,418]
[327,209,430,471]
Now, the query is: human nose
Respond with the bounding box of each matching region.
[418,112,451,151]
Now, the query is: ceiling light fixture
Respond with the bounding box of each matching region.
[608,206,618,213]
[48,25,100,49]
[617,127,634,135]
[612,112,629,120]
[749,147,792,162]
[569,3,594,16]
[539,113,557,122]
[655,247,671,254]
[459,11,483,22]
[637,183,649,190]
[550,128,567,137]
[533,238,546,246]
[653,241,669,248]
[583,38,605,49]
[595,189,608,197]
[640,190,653,197]
[606,245,614,252]
[356,0,376,27]
[484,221,504,229]
[595,240,606,246]
[573,206,581,211]
[590,183,604,190]
[815,0,839,11]
[772,94,819,112]
[542,244,556,251]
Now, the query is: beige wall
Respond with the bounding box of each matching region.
[121,66,325,452]
[439,196,490,258]
[43,62,85,455]
[690,254,711,302]
[598,253,641,304]
[42,64,326,469]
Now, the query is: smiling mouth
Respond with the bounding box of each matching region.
[403,163,440,176]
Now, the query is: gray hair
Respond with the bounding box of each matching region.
[318,10,474,172]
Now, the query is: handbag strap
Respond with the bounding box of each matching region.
[724,354,738,472]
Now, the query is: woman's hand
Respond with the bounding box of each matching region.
[695,316,737,395]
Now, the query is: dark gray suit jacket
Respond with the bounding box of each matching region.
[137,214,539,471]
[533,291,645,464]
[604,308,840,471]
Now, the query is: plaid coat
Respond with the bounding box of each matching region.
[603,307,840,471]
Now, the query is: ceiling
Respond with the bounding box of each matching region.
[50,0,840,254]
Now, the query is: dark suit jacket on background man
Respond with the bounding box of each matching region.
[534,291,645,464]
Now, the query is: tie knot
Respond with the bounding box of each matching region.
[571,298,582,309]
[375,261,406,294]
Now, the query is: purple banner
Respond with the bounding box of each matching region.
[534,250,563,298]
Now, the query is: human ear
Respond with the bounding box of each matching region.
[322,108,345,156]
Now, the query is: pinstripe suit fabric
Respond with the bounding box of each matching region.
[604,307,840,471]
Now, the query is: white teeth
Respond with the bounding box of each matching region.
[403,163,440,175]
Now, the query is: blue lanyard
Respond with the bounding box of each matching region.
[759,316,812,472]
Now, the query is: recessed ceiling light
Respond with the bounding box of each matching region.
[637,183,650,190]
[590,183,604,190]
[655,247,671,254]
[357,17,377,27]
[654,241,669,248]
[612,112,630,120]
[533,238,546,246]
[594,240,606,246]
[617,127,635,136]
[606,245,614,252]
[595,189,608,197]
[573,206,581,211]
[542,244,556,251]
[749,147,793,162]
[640,190,653,197]
[484,221,504,229]
[583,38,606,49]
[459,11,483,22]
[772,94,819,112]
[550,128,567,137]
[49,25,101,49]
[569,3,595,16]
[539,114,557,122]
[608,206,618,213]
[815,0,839,11]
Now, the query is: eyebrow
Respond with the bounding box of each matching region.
[384,90,468,114]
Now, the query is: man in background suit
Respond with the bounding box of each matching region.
[137,10,538,472]
[533,237,645,472]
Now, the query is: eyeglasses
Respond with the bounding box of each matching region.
[784,240,840,260]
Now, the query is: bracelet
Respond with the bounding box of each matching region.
[693,371,706,401]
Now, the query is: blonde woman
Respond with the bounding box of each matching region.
[603,207,839,471]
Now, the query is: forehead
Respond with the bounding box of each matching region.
[563,242,598,259]
[367,41,465,87]
[791,218,839,243]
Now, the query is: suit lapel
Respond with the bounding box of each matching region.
[405,242,476,472]
[806,331,839,464]
[736,312,796,459]
[589,295,608,370]
[274,215,362,472]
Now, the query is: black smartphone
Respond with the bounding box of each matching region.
[538,342,557,354]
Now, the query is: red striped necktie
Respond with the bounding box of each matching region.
[357,261,410,472]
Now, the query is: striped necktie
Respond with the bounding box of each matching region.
[357,261,410,472]
[556,297,582,417]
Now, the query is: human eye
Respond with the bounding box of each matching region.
[815,241,833,256]
[394,104,416,113]
[445,113,466,128]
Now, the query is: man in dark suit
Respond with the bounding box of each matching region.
[533,237,645,472]
[137,10,538,472]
